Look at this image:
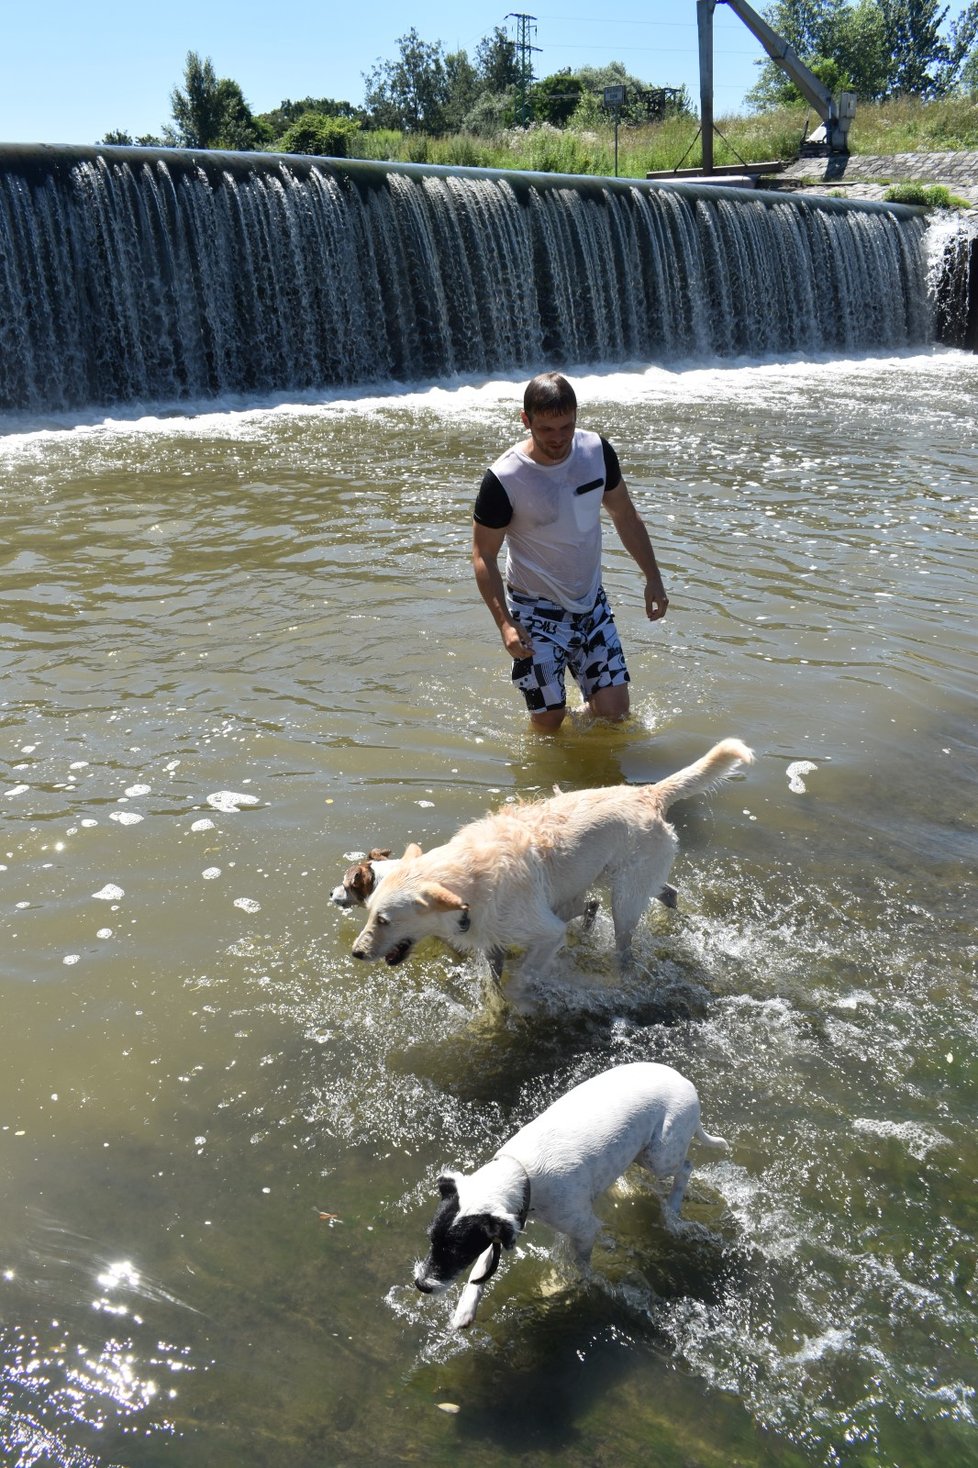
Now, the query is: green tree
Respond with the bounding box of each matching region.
[258,96,362,137]
[746,0,852,106]
[746,0,978,106]
[532,72,584,125]
[443,49,482,131]
[166,51,263,150]
[99,129,166,147]
[363,29,452,133]
[962,45,978,91]
[882,0,951,96]
[462,89,518,134]
[476,27,522,91]
[276,112,360,157]
[564,61,687,127]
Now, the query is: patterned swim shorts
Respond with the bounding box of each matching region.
[507,585,630,713]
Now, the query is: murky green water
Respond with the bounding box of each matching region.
[1,355,976,1468]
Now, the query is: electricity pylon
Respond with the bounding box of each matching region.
[507,12,541,127]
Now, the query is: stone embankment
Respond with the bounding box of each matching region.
[771,150,978,210]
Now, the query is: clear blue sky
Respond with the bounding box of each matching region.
[0,0,786,144]
[0,0,972,146]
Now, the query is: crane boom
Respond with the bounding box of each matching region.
[697,0,855,170]
[720,0,855,148]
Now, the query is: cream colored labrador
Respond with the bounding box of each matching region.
[351,737,752,991]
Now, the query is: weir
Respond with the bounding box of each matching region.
[0,143,936,414]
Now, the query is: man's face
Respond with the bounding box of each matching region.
[521,407,576,464]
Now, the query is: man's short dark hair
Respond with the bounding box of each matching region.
[524,372,577,419]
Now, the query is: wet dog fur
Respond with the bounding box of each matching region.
[351,738,752,996]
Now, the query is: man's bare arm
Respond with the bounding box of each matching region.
[603,480,669,621]
[472,521,534,656]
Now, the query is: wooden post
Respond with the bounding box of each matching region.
[697,0,715,175]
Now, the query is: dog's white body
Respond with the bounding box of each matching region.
[352,738,752,990]
[415,1061,728,1328]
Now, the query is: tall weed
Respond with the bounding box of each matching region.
[341,98,978,179]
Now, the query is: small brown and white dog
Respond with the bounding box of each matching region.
[351,738,752,994]
[330,850,402,909]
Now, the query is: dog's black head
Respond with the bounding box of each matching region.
[413,1173,519,1294]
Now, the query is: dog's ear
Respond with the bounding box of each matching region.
[367,848,392,860]
[489,1212,521,1250]
[420,881,467,912]
[401,842,422,860]
[465,1211,520,1249]
[436,1173,460,1199]
[349,864,373,899]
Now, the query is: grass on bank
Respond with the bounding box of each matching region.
[344,95,978,177]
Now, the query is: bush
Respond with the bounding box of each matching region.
[883,181,968,209]
[276,112,360,158]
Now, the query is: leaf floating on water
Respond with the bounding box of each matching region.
[207,791,260,813]
[786,760,818,794]
[317,1210,342,1225]
[437,1402,461,1415]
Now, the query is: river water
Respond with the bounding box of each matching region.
[1,351,976,1468]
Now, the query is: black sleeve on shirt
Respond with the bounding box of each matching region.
[601,436,623,492]
[473,468,513,527]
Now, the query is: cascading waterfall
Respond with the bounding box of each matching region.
[0,143,935,414]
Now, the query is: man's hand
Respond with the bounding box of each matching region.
[502,619,534,659]
[645,581,669,621]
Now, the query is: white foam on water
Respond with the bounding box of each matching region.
[852,1116,950,1160]
[1,349,966,453]
[206,791,260,813]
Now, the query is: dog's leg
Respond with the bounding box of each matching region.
[664,1156,694,1216]
[519,929,566,977]
[565,1213,603,1271]
[610,875,662,969]
[451,1242,496,1329]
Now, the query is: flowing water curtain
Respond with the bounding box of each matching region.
[926,217,978,349]
[0,146,936,414]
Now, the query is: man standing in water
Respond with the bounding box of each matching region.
[472,372,669,733]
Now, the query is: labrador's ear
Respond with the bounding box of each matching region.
[421,881,467,912]
[436,1173,461,1200]
[401,842,422,860]
[367,848,392,860]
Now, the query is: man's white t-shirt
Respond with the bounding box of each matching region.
[474,430,622,613]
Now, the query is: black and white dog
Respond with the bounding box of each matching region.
[414,1062,728,1328]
